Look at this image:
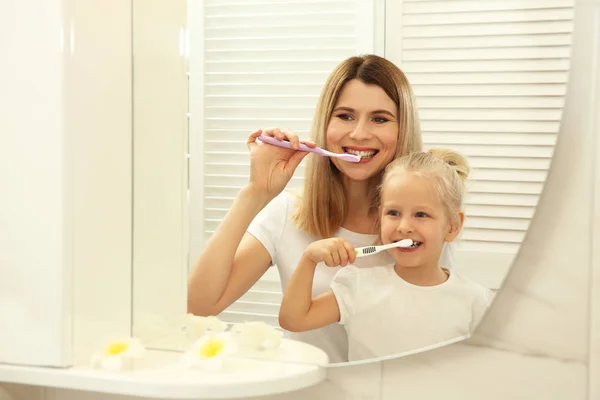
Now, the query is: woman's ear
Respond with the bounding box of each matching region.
[445,211,464,242]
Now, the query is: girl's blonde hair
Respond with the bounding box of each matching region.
[292,55,423,238]
[380,148,470,230]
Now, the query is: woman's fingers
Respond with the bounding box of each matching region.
[281,128,300,149]
[301,139,317,148]
[247,129,263,150]
[262,127,301,150]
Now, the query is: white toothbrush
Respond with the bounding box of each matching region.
[355,239,414,258]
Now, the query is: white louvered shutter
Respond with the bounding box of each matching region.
[385,0,575,288]
[188,0,380,326]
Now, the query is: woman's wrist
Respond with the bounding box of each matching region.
[239,184,274,211]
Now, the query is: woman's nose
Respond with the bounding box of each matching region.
[348,119,371,140]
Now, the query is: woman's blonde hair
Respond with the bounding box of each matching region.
[380,148,470,230]
[292,55,423,238]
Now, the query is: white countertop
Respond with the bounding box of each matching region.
[0,343,328,399]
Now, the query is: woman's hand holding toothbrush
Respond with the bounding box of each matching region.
[246,128,316,200]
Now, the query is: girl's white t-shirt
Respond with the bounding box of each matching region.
[247,190,456,363]
[331,264,494,361]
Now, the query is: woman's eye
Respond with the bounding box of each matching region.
[373,116,389,123]
[415,212,429,218]
[337,113,353,121]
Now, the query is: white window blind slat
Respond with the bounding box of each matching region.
[206,1,356,15]
[402,59,570,73]
[404,33,572,49]
[403,21,573,37]
[424,133,557,146]
[205,25,356,38]
[403,8,573,26]
[422,120,560,133]
[413,85,566,97]
[418,97,565,108]
[402,0,573,13]
[403,46,571,61]
[204,60,356,73]
[205,13,356,29]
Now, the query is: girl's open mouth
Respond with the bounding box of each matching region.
[394,240,422,251]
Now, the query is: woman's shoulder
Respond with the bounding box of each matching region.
[261,189,299,216]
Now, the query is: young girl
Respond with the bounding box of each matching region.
[279,149,494,361]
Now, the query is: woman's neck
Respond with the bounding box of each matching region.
[394,263,449,286]
[342,177,378,234]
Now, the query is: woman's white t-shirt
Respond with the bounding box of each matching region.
[247,190,456,363]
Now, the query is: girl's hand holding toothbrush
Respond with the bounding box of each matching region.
[303,238,356,267]
[246,128,316,199]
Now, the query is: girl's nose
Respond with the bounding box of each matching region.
[395,218,413,234]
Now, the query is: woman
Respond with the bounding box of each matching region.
[187,54,455,363]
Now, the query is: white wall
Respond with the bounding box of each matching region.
[131,0,189,343]
[0,0,71,367]
[0,0,132,368]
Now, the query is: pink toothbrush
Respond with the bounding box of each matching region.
[257,134,361,163]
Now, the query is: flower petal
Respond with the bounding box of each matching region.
[101,354,125,371]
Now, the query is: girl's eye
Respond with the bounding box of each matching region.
[415,212,429,218]
[337,113,353,121]
[388,210,400,217]
[373,116,389,123]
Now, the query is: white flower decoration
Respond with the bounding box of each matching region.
[182,333,234,371]
[90,338,146,371]
[231,321,283,350]
[184,314,227,337]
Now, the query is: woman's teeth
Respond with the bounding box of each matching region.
[344,148,378,158]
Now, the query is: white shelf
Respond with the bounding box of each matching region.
[0,344,328,399]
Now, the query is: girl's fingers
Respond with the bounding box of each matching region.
[338,248,349,267]
[323,254,335,267]
[344,241,357,264]
[331,250,341,267]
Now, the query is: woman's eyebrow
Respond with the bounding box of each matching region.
[333,106,397,118]
[372,109,396,118]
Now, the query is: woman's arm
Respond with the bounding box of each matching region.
[279,238,355,332]
[187,185,273,316]
[187,128,313,316]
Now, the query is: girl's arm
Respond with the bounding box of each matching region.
[279,238,355,332]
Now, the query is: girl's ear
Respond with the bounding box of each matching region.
[444,211,464,242]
